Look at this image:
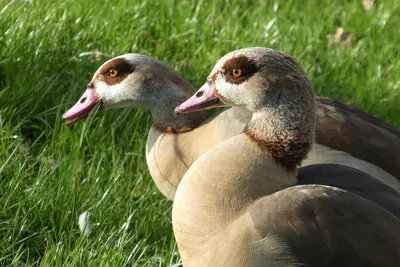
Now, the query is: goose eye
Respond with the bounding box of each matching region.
[108,69,119,77]
[231,68,242,77]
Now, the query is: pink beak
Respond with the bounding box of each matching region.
[175,81,224,114]
[62,87,101,125]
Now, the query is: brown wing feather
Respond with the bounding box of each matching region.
[297,164,400,218]
[315,97,400,178]
[248,185,400,267]
[316,97,400,136]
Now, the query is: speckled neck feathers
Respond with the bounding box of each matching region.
[237,49,316,171]
[244,99,316,171]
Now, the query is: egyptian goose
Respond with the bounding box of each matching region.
[62,54,400,200]
[173,47,400,267]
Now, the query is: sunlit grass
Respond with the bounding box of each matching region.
[1,0,400,265]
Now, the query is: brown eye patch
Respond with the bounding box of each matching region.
[96,58,136,85]
[222,55,258,85]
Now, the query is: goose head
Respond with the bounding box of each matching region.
[176,47,314,114]
[63,54,197,126]
[176,47,316,169]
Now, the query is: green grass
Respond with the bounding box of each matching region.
[1,0,399,265]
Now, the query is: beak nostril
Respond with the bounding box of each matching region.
[196,91,204,98]
[80,97,87,104]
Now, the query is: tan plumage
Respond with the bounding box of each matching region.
[172,47,400,267]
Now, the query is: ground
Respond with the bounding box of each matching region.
[1,0,399,266]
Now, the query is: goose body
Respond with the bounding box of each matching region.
[63,54,400,200]
[174,134,400,267]
[173,47,400,266]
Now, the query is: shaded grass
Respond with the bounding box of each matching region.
[1,0,400,265]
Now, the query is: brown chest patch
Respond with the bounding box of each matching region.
[245,130,311,171]
[152,114,208,134]
[95,57,135,85]
[152,123,197,134]
[221,55,259,85]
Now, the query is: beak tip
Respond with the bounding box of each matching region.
[174,106,183,114]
